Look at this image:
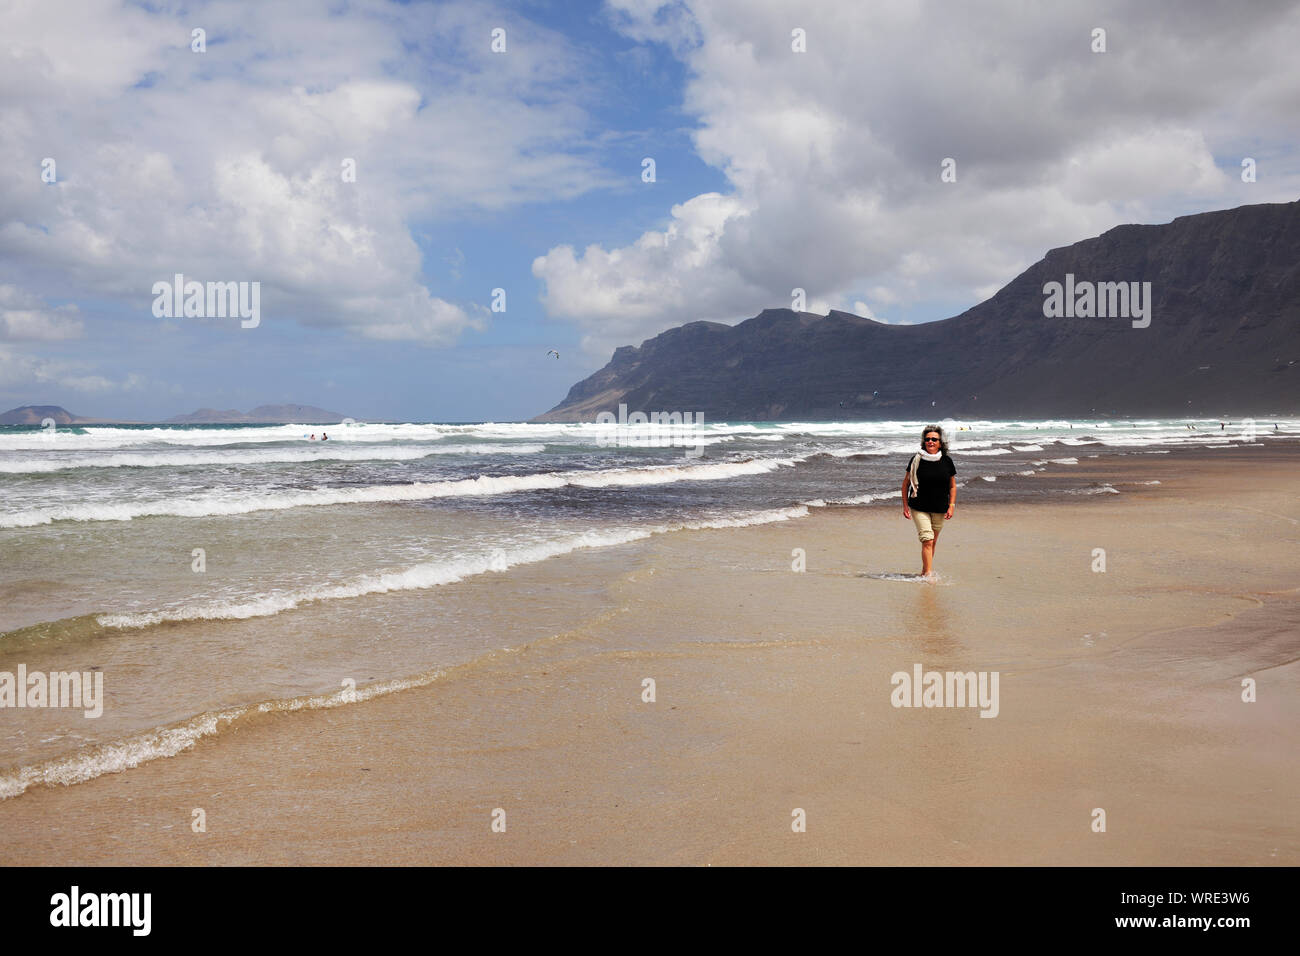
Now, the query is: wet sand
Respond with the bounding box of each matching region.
[2,446,1297,865]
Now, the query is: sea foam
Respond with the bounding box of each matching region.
[2,456,802,527]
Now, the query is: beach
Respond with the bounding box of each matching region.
[1,442,1296,866]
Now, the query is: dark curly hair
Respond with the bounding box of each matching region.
[920,424,948,456]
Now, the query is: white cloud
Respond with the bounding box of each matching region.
[0,0,618,345]
[351,290,485,345]
[0,345,113,393]
[1059,127,1226,205]
[536,0,1300,357]
[0,286,84,341]
[533,192,757,351]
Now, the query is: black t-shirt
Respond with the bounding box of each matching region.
[905,454,956,513]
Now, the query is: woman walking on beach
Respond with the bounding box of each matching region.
[902,425,956,577]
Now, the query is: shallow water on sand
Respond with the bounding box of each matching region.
[1,419,1295,800]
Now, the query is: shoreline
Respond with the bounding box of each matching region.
[0,443,1296,865]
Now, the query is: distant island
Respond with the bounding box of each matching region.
[0,405,124,425]
[1,404,350,425]
[534,198,1300,421]
[165,405,349,424]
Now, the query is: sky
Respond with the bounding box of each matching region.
[1,0,1298,422]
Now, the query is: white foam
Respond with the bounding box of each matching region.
[825,446,889,457]
[97,504,812,629]
[6,419,1294,460]
[0,443,546,474]
[2,456,801,528]
[859,571,948,584]
[0,668,448,800]
[942,440,997,449]
[1067,484,1120,495]
[679,506,810,530]
[0,423,449,450]
[825,489,901,505]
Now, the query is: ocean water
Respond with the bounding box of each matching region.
[0,416,1290,797]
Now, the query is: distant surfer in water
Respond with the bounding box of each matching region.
[902,425,956,578]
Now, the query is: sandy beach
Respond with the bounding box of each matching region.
[1,445,1296,866]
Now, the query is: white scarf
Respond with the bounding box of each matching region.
[908,449,943,498]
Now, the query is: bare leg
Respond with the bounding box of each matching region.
[922,530,941,576]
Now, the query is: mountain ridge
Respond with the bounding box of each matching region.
[164,404,348,424]
[0,404,350,425]
[533,199,1300,421]
[0,405,121,425]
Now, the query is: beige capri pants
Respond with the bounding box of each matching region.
[911,510,946,543]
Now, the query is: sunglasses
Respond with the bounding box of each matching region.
[923,437,941,443]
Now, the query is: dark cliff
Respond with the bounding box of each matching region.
[533,199,1300,421]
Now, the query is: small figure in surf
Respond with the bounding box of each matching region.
[902,426,956,578]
